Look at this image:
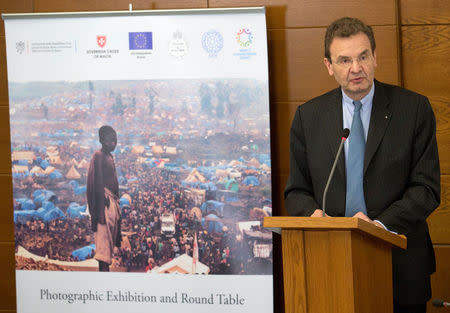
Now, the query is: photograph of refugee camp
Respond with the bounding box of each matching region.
[11,79,273,274]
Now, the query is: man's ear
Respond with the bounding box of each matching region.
[324,58,334,76]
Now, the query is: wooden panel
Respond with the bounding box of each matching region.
[428,175,450,244]
[209,0,396,29]
[271,102,301,175]
[0,0,33,37]
[0,175,13,242]
[351,232,393,313]
[281,230,307,313]
[402,26,450,101]
[400,0,450,25]
[428,245,450,313]
[0,242,16,310]
[305,231,354,313]
[268,26,399,103]
[431,96,450,175]
[402,25,450,174]
[0,36,8,106]
[34,0,207,12]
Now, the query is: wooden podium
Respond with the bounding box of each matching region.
[264,217,407,313]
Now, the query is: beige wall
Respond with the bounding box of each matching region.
[0,1,448,312]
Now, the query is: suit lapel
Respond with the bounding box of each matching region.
[325,88,346,178]
[364,81,391,174]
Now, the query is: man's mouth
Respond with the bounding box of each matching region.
[350,77,365,83]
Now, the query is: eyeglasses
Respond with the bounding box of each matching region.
[333,52,373,69]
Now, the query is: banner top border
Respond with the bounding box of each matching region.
[2,6,265,20]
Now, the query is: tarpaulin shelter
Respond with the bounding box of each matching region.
[74,186,86,195]
[243,176,260,186]
[43,207,65,222]
[49,170,63,179]
[67,202,87,218]
[201,214,224,234]
[225,179,239,192]
[33,189,57,206]
[200,200,224,216]
[71,244,95,261]
[15,198,36,211]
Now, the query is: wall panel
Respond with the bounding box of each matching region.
[400,0,450,25]
[0,175,13,242]
[402,25,450,175]
[0,242,16,310]
[209,0,396,29]
[34,0,207,12]
[0,1,33,36]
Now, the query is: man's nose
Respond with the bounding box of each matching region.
[350,59,363,72]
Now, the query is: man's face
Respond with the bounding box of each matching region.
[101,132,117,152]
[324,32,377,100]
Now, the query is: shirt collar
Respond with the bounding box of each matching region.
[341,82,375,111]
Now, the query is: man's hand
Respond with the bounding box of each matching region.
[353,212,383,228]
[311,209,328,217]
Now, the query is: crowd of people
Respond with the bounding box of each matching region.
[12,80,273,274]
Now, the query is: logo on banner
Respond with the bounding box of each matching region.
[16,41,25,54]
[97,35,107,48]
[202,30,223,58]
[129,32,153,50]
[169,30,188,59]
[233,28,257,60]
[236,29,253,47]
[86,35,119,59]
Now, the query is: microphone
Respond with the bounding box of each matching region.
[322,128,350,217]
[432,299,450,307]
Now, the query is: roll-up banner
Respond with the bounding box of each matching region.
[3,7,273,313]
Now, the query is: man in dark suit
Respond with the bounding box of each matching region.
[284,17,440,313]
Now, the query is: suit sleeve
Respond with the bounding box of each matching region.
[284,107,321,216]
[375,96,441,235]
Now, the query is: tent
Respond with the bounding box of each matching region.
[77,159,89,169]
[74,185,86,195]
[243,176,260,186]
[152,145,164,154]
[150,253,209,274]
[190,207,202,220]
[185,169,206,183]
[15,198,35,211]
[43,207,65,222]
[247,158,261,168]
[30,166,45,175]
[12,151,35,162]
[49,170,63,179]
[14,210,39,224]
[33,189,57,206]
[132,145,145,154]
[71,244,95,261]
[165,146,177,155]
[40,159,50,169]
[12,165,29,173]
[67,203,87,218]
[200,200,224,216]
[201,214,225,234]
[225,179,239,192]
[66,165,81,179]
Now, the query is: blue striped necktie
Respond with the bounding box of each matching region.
[345,100,367,216]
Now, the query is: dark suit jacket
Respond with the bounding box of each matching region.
[284,80,440,305]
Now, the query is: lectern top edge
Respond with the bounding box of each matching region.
[263,216,406,249]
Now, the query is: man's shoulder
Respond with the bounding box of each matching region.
[298,86,340,114]
[375,80,428,102]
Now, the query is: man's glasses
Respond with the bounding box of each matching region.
[332,52,373,69]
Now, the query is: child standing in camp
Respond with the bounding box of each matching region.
[87,125,122,272]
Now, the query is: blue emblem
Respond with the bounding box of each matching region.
[202,30,223,57]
